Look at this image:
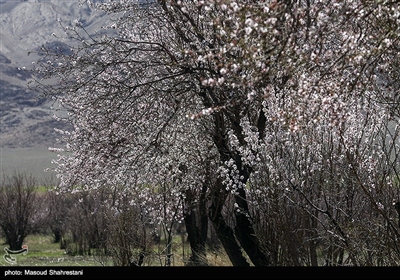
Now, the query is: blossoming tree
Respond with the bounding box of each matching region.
[32,0,400,266]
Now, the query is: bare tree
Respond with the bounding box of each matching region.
[0,171,49,250]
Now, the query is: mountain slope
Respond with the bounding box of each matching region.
[0,0,109,147]
[0,0,110,180]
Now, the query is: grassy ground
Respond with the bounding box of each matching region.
[0,234,110,267]
[0,234,232,267]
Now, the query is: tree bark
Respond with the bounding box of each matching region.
[184,183,209,266]
[4,229,25,251]
[234,187,270,266]
[208,184,250,266]
[231,151,270,266]
[184,210,208,266]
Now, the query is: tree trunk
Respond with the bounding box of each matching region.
[53,228,62,243]
[184,184,209,266]
[232,153,270,266]
[4,229,25,251]
[8,239,24,251]
[309,211,319,266]
[184,210,208,266]
[209,185,250,266]
[234,186,270,266]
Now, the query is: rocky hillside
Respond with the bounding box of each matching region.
[0,0,114,180]
[0,0,109,149]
